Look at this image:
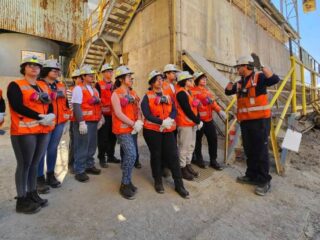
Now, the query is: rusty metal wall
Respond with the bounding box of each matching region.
[0,0,85,44]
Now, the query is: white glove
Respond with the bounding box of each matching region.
[160,117,175,132]
[38,113,55,126]
[79,121,88,135]
[131,120,143,134]
[97,116,105,130]
[218,110,227,121]
[0,112,5,123]
[66,89,73,109]
[197,121,203,130]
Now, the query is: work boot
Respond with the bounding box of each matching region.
[85,166,101,175]
[37,176,50,194]
[154,179,164,194]
[162,168,171,178]
[75,172,89,183]
[27,191,48,207]
[129,182,138,193]
[192,153,207,169]
[174,179,190,199]
[209,159,223,171]
[255,182,271,196]
[108,156,121,164]
[99,160,109,168]
[186,164,199,178]
[181,167,194,181]
[236,175,259,185]
[134,161,142,169]
[16,197,41,214]
[119,183,136,200]
[46,171,61,188]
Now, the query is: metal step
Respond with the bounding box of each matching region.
[86,54,105,60]
[90,44,108,51]
[107,17,126,25]
[106,24,123,32]
[84,58,103,65]
[111,11,130,20]
[88,49,105,56]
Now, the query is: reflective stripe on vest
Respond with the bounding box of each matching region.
[236,72,271,121]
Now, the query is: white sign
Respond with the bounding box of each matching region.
[281,129,302,152]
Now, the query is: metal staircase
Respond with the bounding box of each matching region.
[69,0,142,74]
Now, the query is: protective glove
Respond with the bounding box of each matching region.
[217,110,227,121]
[131,120,143,134]
[79,121,88,135]
[196,121,203,131]
[97,116,105,130]
[0,112,5,123]
[38,113,56,126]
[66,89,73,109]
[160,117,175,132]
[251,53,264,70]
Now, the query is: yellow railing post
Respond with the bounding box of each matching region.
[290,56,297,113]
[311,72,316,102]
[300,63,307,115]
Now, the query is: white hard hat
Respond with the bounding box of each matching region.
[101,63,113,72]
[234,56,254,67]
[163,64,180,73]
[148,70,163,82]
[71,69,81,78]
[43,59,61,70]
[177,71,193,82]
[80,65,96,75]
[193,71,206,81]
[115,65,134,78]
[20,55,43,67]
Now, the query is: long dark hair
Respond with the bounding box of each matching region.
[39,68,53,79]
[177,79,187,88]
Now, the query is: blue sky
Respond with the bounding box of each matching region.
[272,0,320,62]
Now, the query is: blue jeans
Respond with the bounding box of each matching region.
[120,133,139,163]
[117,134,137,184]
[38,123,65,177]
[73,121,98,174]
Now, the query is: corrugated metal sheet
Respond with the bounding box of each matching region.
[0,0,86,44]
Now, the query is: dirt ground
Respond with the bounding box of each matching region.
[0,125,319,240]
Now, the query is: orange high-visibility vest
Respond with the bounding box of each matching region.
[162,81,175,100]
[191,86,221,122]
[176,88,198,127]
[71,83,102,122]
[98,80,113,116]
[9,79,54,135]
[236,72,271,121]
[45,81,70,124]
[143,90,176,132]
[112,87,139,134]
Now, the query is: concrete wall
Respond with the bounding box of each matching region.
[0,33,60,77]
[176,0,291,77]
[122,0,172,95]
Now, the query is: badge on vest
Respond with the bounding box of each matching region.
[249,98,255,105]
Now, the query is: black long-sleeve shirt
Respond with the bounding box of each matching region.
[7,82,53,120]
[141,92,177,125]
[0,97,5,113]
[176,90,200,124]
[225,72,280,97]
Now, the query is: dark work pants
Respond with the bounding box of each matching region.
[240,118,272,184]
[143,128,182,181]
[11,134,50,197]
[194,120,218,162]
[97,115,117,162]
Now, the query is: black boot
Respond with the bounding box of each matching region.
[85,166,101,175]
[174,179,190,199]
[37,176,50,194]
[46,172,61,188]
[181,167,194,181]
[134,161,142,169]
[209,159,223,171]
[119,183,136,200]
[16,197,41,214]
[27,191,48,207]
[75,172,89,182]
[108,156,121,164]
[154,179,164,194]
[192,153,207,169]
[186,164,199,178]
[99,160,109,168]
[129,182,138,193]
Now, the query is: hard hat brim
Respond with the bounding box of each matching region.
[194,73,206,81]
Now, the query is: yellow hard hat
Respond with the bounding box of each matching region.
[71,69,81,78]
[80,65,96,75]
